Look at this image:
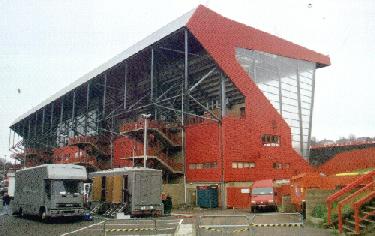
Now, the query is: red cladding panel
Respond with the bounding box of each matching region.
[226,187,251,209]
[184,6,316,183]
[113,136,143,167]
[185,121,222,182]
[318,148,375,175]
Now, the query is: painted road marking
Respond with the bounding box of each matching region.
[60,220,105,236]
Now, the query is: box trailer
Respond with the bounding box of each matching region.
[7,172,15,198]
[12,164,87,220]
[89,167,163,216]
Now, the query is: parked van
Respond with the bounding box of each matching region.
[12,164,87,220]
[250,179,278,212]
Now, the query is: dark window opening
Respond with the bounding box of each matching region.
[262,134,280,146]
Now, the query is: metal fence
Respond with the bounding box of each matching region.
[197,215,252,236]
[197,213,304,236]
[103,218,183,235]
[251,213,304,236]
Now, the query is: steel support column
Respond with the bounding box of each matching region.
[150,48,156,118]
[28,118,31,147]
[296,65,304,156]
[50,102,54,131]
[8,128,11,150]
[71,90,76,136]
[306,67,316,159]
[150,48,154,100]
[59,97,64,145]
[277,66,283,115]
[85,82,90,135]
[220,76,226,117]
[34,112,37,139]
[123,64,127,110]
[102,74,107,119]
[219,73,226,209]
[42,108,46,134]
[182,28,189,204]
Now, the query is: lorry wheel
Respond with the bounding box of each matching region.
[251,207,256,213]
[39,208,47,222]
[19,208,24,217]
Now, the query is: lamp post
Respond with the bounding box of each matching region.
[141,114,151,168]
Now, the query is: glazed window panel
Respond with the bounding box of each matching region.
[235,48,316,158]
[232,161,255,169]
[189,162,217,169]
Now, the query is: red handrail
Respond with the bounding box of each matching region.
[353,190,375,234]
[337,181,374,233]
[326,170,375,224]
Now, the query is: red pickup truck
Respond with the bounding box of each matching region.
[250,179,278,212]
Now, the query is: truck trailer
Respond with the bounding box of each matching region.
[7,172,15,198]
[12,164,87,220]
[89,167,163,217]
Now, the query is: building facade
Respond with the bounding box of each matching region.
[9,6,330,207]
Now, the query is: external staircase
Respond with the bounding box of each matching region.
[326,170,375,235]
[68,136,111,170]
[120,120,183,174]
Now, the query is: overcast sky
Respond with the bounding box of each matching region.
[1,0,374,161]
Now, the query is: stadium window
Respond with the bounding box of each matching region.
[190,162,217,169]
[273,163,282,169]
[240,107,246,118]
[232,161,255,169]
[262,134,280,146]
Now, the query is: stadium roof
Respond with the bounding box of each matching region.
[11,5,330,126]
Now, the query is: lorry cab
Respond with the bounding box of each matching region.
[13,164,87,220]
[251,179,278,212]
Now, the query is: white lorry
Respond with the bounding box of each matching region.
[12,164,87,220]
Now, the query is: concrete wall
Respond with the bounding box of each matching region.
[162,183,185,208]
[305,189,335,222]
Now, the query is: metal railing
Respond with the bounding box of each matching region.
[197,214,251,235]
[197,213,304,236]
[103,218,183,235]
[326,169,375,225]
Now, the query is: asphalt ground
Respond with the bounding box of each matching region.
[0,202,333,236]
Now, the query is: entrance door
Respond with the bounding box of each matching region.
[101,176,106,201]
[123,175,129,204]
[188,189,197,206]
